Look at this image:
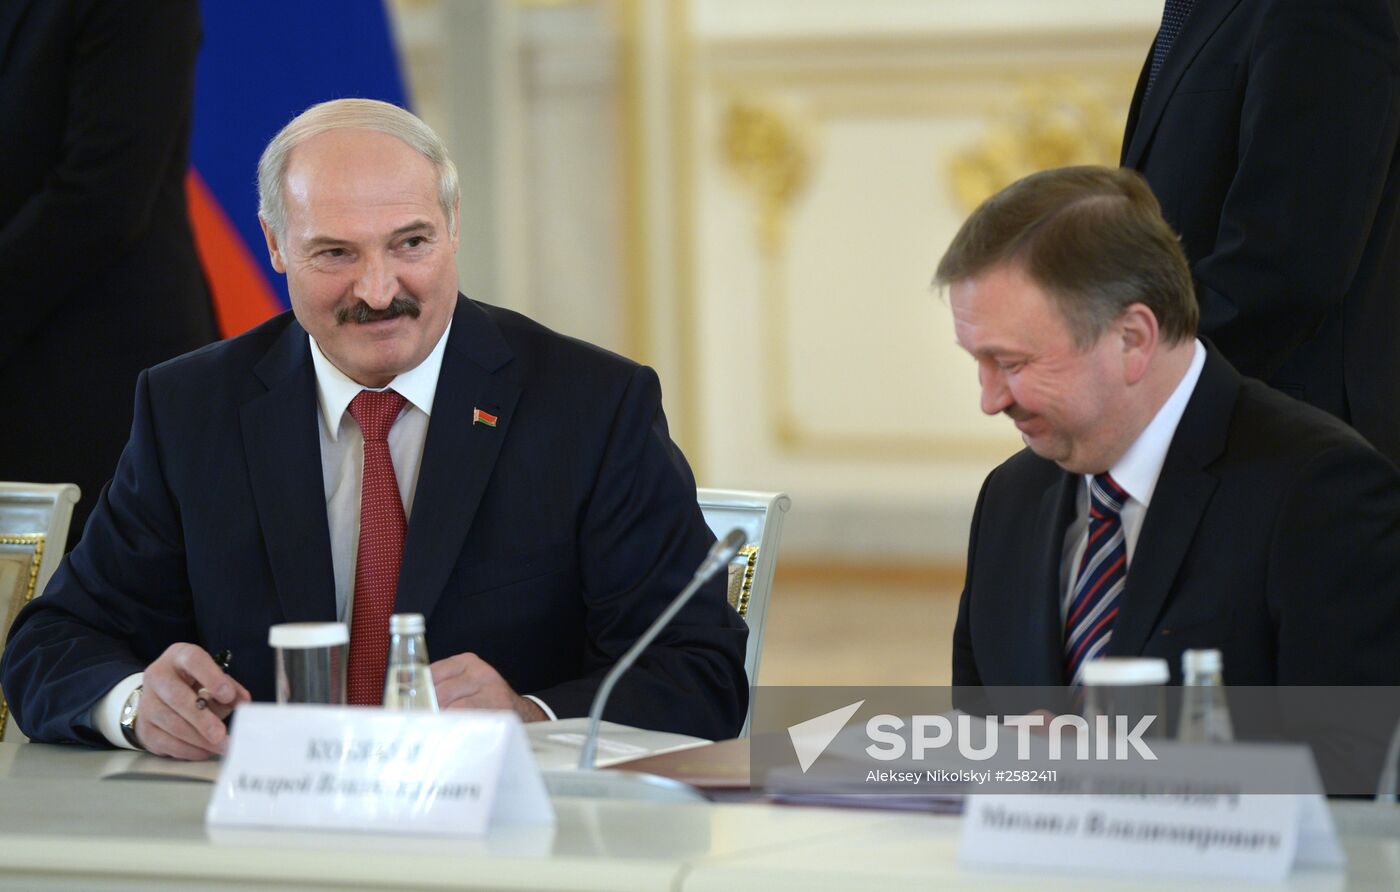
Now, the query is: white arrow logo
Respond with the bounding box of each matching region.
[788,700,864,773]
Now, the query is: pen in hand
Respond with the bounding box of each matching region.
[195,649,234,710]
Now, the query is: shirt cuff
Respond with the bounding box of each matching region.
[90,673,144,749]
[523,694,556,721]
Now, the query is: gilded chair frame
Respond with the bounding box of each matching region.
[697,488,791,736]
[726,545,760,619]
[0,534,45,742]
[0,481,81,743]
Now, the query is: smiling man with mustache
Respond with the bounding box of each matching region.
[2,99,748,759]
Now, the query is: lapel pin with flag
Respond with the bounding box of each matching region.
[472,407,499,428]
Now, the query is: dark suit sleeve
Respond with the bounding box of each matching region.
[1270,442,1400,684]
[952,476,989,691]
[1192,0,1400,380]
[1267,441,1400,790]
[1,371,197,744]
[950,478,994,720]
[0,0,202,358]
[526,366,749,739]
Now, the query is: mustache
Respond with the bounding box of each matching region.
[335,295,422,325]
[1004,405,1033,422]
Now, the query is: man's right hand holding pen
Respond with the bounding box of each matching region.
[135,643,251,760]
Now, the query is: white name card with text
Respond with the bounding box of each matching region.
[962,793,1301,881]
[205,704,555,836]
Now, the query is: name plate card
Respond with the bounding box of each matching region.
[206,704,555,836]
[959,742,1344,882]
[962,793,1301,881]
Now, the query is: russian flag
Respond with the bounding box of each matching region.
[187,1,410,338]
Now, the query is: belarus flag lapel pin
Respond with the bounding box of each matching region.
[472,407,499,427]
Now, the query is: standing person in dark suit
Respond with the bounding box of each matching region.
[936,166,1400,691]
[1121,0,1400,464]
[2,99,748,759]
[0,0,219,545]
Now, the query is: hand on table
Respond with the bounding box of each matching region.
[136,643,252,760]
[431,652,546,723]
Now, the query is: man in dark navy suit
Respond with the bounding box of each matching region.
[2,99,747,759]
[1122,0,1400,464]
[937,166,1400,693]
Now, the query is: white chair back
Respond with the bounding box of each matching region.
[0,482,81,741]
[696,488,790,729]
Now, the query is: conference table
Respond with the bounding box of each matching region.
[0,740,1398,890]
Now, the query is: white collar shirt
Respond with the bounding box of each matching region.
[310,321,450,621]
[1060,339,1207,617]
[308,321,555,721]
[94,322,452,747]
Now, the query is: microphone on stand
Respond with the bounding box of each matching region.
[543,528,747,802]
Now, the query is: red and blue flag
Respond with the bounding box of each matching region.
[187,1,410,337]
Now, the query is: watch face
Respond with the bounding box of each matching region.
[120,687,143,748]
[122,688,141,725]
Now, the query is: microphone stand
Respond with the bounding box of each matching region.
[544,529,747,802]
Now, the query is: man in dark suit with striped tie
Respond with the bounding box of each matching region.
[937,166,1400,692]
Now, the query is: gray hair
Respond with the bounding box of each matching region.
[256,98,459,239]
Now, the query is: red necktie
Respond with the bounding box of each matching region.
[346,389,408,705]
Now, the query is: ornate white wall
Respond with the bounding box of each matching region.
[389,0,1162,562]
[687,1,1157,560]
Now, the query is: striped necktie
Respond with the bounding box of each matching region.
[1065,473,1129,686]
[1146,0,1196,99]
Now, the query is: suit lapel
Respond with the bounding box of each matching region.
[240,319,337,622]
[1108,347,1236,657]
[396,298,521,620]
[1026,470,1080,684]
[1122,0,1244,168]
[0,0,35,77]
[1119,53,1153,164]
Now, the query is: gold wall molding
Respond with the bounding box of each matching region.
[719,99,812,256]
[701,25,1152,62]
[949,75,1133,213]
[668,0,702,469]
[617,0,651,366]
[613,0,704,466]
[701,43,1142,461]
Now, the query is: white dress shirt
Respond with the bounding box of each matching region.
[311,323,447,620]
[1059,340,1207,618]
[94,322,555,747]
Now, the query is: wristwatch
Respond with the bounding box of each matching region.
[119,685,143,749]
